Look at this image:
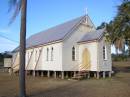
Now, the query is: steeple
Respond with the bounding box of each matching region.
[85,8,88,15]
[85,8,88,24]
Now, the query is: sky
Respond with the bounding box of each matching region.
[0,0,122,53]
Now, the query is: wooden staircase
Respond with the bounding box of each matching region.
[72,71,90,80]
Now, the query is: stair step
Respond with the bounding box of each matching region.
[72,76,84,80]
[72,71,90,80]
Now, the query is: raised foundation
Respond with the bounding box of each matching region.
[74,71,76,77]
[61,71,64,79]
[87,72,90,79]
[94,72,96,78]
[97,71,100,79]
[47,71,50,78]
[65,72,69,78]
[33,71,35,76]
[41,71,44,77]
[54,71,56,79]
[24,70,112,79]
[109,71,111,78]
[103,71,106,78]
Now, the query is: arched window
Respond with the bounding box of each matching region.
[72,46,76,61]
[103,46,107,60]
[51,47,54,61]
[46,48,49,61]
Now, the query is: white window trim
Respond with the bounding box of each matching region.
[72,46,76,61]
[103,46,107,60]
[51,47,54,61]
[46,48,49,61]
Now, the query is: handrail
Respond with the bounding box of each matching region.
[12,53,18,68]
[26,49,34,69]
[34,48,43,70]
[11,53,18,68]
[79,63,90,71]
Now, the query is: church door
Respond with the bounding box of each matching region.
[80,48,91,71]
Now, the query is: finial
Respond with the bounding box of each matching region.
[85,8,88,15]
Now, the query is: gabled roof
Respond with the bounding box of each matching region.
[13,15,94,52]
[26,15,87,48]
[78,29,105,43]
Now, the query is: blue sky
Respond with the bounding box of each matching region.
[0,0,121,53]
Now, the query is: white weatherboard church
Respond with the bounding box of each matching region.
[12,15,112,79]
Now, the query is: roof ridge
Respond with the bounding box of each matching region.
[13,15,88,52]
[27,15,86,40]
[62,15,86,41]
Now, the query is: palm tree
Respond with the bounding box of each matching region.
[106,0,130,55]
[9,0,27,97]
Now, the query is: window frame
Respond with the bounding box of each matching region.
[72,46,76,61]
[51,47,54,61]
[103,45,107,60]
[46,48,49,61]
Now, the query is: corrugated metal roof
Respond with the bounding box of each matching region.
[78,29,104,43]
[26,15,86,48]
[12,15,86,52]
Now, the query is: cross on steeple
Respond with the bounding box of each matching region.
[85,8,88,24]
[85,8,88,15]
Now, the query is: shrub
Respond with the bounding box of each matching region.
[112,54,128,61]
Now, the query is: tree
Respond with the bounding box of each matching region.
[106,0,130,55]
[9,0,27,97]
[96,22,107,30]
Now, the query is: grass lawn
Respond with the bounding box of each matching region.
[0,61,130,97]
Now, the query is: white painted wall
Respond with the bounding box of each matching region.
[26,48,38,70]
[26,42,63,71]
[41,43,62,71]
[62,23,95,71]
[98,38,112,71]
[4,58,12,68]
[12,52,17,65]
[78,42,98,71]
[12,16,99,72]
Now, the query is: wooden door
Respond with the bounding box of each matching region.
[80,48,91,70]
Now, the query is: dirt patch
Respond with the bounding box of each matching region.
[0,62,130,97]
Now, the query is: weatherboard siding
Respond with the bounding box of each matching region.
[40,43,62,71]
[78,42,98,71]
[62,23,95,71]
[25,42,62,71]
[98,38,112,71]
[11,15,112,73]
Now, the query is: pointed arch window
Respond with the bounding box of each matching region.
[72,46,76,61]
[46,48,49,61]
[51,47,54,61]
[103,46,107,60]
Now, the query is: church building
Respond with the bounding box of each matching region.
[12,15,112,79]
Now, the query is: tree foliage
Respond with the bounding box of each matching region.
[105,0,130,55]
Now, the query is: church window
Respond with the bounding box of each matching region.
[51,47,54,61]
[72,46,76,61]
[103,46,107,60]
[47,48,49,61]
